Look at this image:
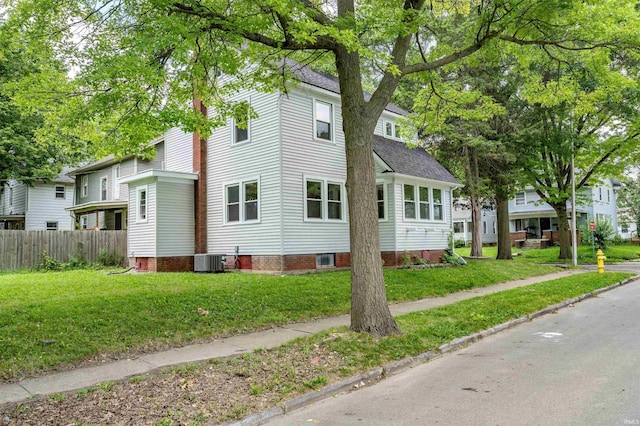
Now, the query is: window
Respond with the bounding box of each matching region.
[314,100,333,141]
[419,186,430,220]
[327,183,342,220]
[137,187,147,222]
[404,185,444,221]
[55,186,65,199]
[316,253,335,268]
[10,187,13,206]
[226,185,240,222]
[225,179,260,223]
[383,120,401,139]
[113,165,120,199]
[377,183,385,220]
[306,180,323,219]
[515,192,525,206]
[404,184,416,219]
[232,102,250,144]
[81,216,88,230]
[515,219,524,231]
[599,187,603,201]
[46,221,58,231]
[304,178,344,221]
[453,221,464,233]
[483,221,487,234]
[100,177,107,201]
[81,175,88,198]
[607,189,610,203]
[492,220,496,234]
[433,189,443,220]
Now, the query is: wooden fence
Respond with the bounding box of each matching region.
[0,230,127,271]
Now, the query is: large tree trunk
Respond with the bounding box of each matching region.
[495,187,512,260]
[469,194,483,257]
[552,203,572,259]
[335,47,400,337]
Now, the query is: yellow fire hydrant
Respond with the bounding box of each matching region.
[597,249,606,274]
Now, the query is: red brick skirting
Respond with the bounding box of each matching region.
[130,256,194,272]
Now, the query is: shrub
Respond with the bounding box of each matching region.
[454,239,467,248]
[400,250,411,267]
[37,251,62,271]
[440,248,467,265]
[97,249,125,267]
[592,220,616,250]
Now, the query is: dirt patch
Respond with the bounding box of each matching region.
[1,344,349,425]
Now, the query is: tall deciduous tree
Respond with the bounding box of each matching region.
[4,0,639,335]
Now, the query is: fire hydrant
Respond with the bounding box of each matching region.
[597,249,606,274]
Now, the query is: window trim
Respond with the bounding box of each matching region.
[55,185,66,199]
[136,186,148,223]
[223,176,261,225]
[81,175,88,198]
[432,188,443,221]
[231,100,251,145]
[46,221,58,231]
[80,216,88,230]
[383,119,401,140]
[303,175,346,223]
[313,99,335,143]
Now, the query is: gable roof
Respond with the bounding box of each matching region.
[373,135,460,185]
[287,61,408,116]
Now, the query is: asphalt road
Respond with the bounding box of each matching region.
[270,278,640,426]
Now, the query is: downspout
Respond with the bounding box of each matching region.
[450,185,455,253]
[278,94,285,274]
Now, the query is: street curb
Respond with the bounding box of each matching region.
[230,275,639,426]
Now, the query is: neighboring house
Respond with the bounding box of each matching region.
[453,179,620,246]
[82,64,462,272]
[452,200,497,245]
[509,179,619,244]
[67,128,191,231]
[617,207,637,239]
[0,168,75,231]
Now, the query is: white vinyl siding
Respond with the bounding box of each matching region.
[113,165,120,199]
[281,90,350,254]
[156,181,194,257]
[207,90,281,255]
[164,128,193,173]
[378,181,396,252]
[128,181,156,257]
[8,182,27,214]
[25,183,75,230]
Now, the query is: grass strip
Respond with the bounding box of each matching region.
[3,272,632,425]
[457,244,640,263]
[0,261,558,379]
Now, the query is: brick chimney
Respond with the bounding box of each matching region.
[193,99,207,254]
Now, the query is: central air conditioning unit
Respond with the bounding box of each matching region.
[194,254,226,273]
[210,254,226,273]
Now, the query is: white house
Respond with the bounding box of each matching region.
[452,200,498,245]
[0,168,75,231]
[617,207,637,239]
[453,179,620,247]
[80,64,462,272]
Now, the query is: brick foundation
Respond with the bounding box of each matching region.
[130,256,194,272]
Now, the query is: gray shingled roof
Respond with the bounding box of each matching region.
[373,135,460,184]
[288,62,408,116]
[51,167,75,184]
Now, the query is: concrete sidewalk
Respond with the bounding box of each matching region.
[0,269,588,407]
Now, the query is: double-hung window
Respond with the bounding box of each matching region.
[384,120,401,139]
[433,189,443,220]
[137,187,147,222]
[100,177,107,201]
[419,186,430,220]
[515,192,525,206]
[232,101,250,144]
[377,183,386,220]
[81,175,88,198]
[404,185,416,220]
[55,186,65,199]
[225,179,260,223]
[314,100,333,141]
[304,178,344,221]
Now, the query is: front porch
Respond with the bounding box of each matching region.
[66,201,128,230]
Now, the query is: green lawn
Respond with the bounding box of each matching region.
[456,244,640,263]
[0,261,559,380]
